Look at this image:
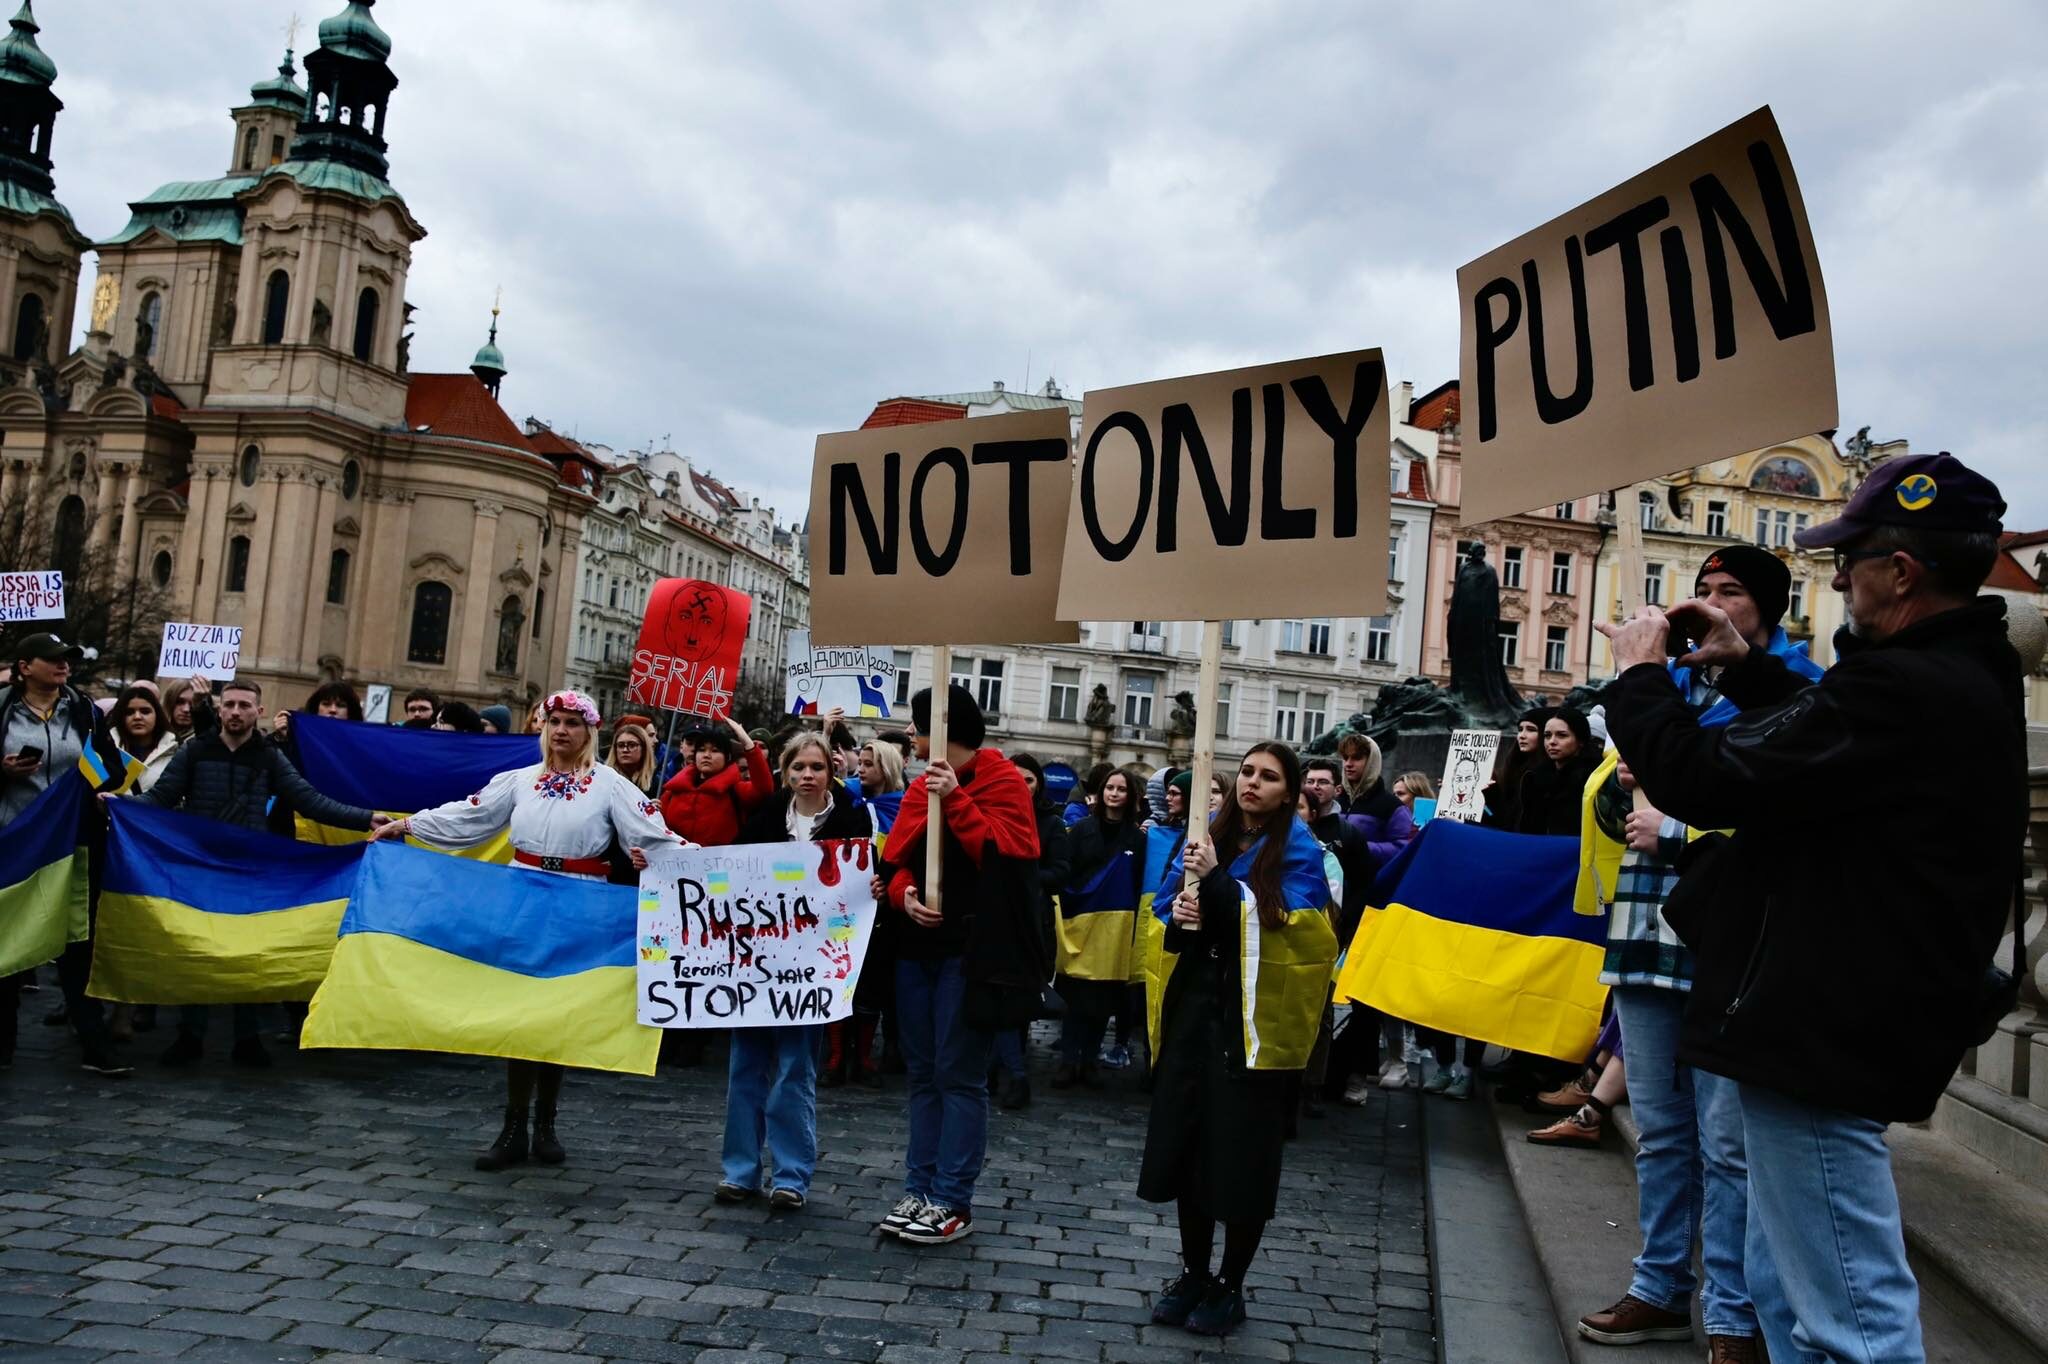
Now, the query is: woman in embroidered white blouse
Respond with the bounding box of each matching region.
[371,689,687,1172]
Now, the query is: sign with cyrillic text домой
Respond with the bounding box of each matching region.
[636,839,879,1029]
[157,622,241,680]
[784,629,897,719]
[1457,106,1835,526]
[1055,350,1390,622]
[0,570,64,623]
[807,407,1078,646]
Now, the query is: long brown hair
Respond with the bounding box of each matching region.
[1204,741,1301,929]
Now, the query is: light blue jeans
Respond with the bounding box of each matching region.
[1737,1082,1923,1363]
[1613,986,1756,1338]
[720,1025,820,1195]
[896,956,993,1211]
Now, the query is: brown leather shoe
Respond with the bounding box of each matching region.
[1527,1104,1603,1148]
[1536,1077,1593,1112]
[1708,1334,1768,1363]
[1576,1293,1692,1344]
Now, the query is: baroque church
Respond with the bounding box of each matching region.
[0,0,593,712]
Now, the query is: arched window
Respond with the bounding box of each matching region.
[151,550,173,588]
[352,287,379,363]
[261,269,290,345]
[532,587,545,638]
[408,582,452,665]
[52,496,86,578]
[226,535,251,593]
[495,595,525,673]
[134,291,162,361]
[238,444,261,487]
[11,291,44,361]
[341,459,361,500]
[326,548,351,605]
[241,125,259,171]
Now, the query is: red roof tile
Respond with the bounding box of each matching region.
[1408,380,1458,434]
[692,470,741,514]
[862,397,968,429]
[1987,548,2042,593]
[150,392,184,420]
[403,374,531,452]
[1405,458,1431,500]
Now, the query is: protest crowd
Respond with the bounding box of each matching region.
[0,450,2029,1359]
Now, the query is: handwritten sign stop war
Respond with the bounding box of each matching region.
[1056,350,1390,621]
[636,839,879,1028]
[808,407,1078,646]
[157,622,241,680]
[1457,106,1836,526]
[0,570,64,623]
[627,579,751,719]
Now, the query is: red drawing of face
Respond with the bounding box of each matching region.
[665,585,729,662]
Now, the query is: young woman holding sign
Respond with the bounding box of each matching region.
[1141,741,1338,1338]
[372,690,682,1171]
[715,733,874,1210]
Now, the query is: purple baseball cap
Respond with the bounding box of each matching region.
[1794,452,2006,550]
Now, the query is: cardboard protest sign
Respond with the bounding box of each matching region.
[627,579,751,719]
[1055,350,1389,621]
[808,407,1078,646]
[784,629,896,718]
[1436,728,1502,824]
[636,839,879,1029]
[157,623,242,680]
[0,570,64,623]
[1457,106,1835,526]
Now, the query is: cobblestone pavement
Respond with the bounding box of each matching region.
[0,1012,1432,1363]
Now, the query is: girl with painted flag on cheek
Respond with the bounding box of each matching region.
[1139,741,1338,1340]
[371,690,684,1172]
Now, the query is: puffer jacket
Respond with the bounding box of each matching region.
[133,731,373,832]
[659,744,772,847]
[1335,733,1417,863]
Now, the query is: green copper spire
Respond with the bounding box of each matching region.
[0,2,57,88]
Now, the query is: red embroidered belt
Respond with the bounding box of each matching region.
[513,850,610,876]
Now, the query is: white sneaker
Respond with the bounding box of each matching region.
[1379,1061,1411,1090]
[1340,1078,1373,1107]
[878,1193,928,1238]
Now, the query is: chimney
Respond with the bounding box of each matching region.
[1394,380,1414,422]
[992,380,1005,393]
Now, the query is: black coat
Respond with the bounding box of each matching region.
[1513,753,1600,836]
[134,732,371,833]
[1064,812,1145,891]
[735,781,874,845]
[1138,865,1293,1222]
[1606,598,2026,1124]
[1309,811,1378,943]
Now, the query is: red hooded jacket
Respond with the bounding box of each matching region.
[883,748,1039,958]
[659,744,772,847]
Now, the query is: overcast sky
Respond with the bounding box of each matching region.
[40,1,2048,526]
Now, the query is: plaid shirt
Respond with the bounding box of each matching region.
[1599,826,1694,991]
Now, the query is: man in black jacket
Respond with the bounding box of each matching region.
[1597,453,2022,1364]
[131,678,383,1068]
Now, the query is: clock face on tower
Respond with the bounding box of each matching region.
[90,276,120,332]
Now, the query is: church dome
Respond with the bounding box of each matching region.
[248,49,306,113]
[472,338,506,376]
[0,2,56,88]
[316,0,391,64]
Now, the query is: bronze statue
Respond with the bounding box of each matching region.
[1084,683,1115,728]
[1447,542,1523,716]
[1165,690,1197,738]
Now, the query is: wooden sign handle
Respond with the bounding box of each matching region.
[1609,484,1653,812]
[1182,621,1224,892]
[925,643,950,915]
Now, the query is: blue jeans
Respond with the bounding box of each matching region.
[991,1026,1027,1079]
[721,1025,820,1195]
[1614,986,1756,1338]
[1738,1082,1922,1363]
[896,956,993,1211]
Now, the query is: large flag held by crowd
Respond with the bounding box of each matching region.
[289,713,535,861]
[0,771,91,979]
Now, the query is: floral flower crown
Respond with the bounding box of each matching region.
[544,690,601,728]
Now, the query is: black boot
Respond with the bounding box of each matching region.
[531,1102,565,1166]
[475,1106,528,1171]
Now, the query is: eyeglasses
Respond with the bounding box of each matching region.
[1831,548,1894,575]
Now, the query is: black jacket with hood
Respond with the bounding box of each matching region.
[1605,597,2025,1124]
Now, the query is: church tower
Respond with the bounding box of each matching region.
[0,0,86,371]
[227,46,307,177]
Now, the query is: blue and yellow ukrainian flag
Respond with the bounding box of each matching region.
[1132,824,1187,1050]
[302,842,658,1076]
[76,733,146,795]
[0,772,91,977]
[1057,845,1145,982]
[290,714,535,862]
[93,798,360,1003]
[1335,820,1605,1062]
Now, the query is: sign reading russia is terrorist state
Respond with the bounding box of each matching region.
[636,840,879,1029]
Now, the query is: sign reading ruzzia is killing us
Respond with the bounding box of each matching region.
[0,570,64,623]
[157,622,241,680]
[636,839,879,1029]
[1457,106,1835,526]
[807,407,1078,646]
[1055,351,1390,622]
[627,578,752,719]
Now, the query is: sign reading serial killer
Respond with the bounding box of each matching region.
[627,578,751,719]
[636,839,879,1029]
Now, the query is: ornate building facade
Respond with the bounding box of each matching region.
[0,2,605,712]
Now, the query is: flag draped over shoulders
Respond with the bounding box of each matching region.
[290,715,536,862]
[1336,819,1604,1062]
[301,842,658,1076]
[93,798,360,1003]
[0,772,90,977]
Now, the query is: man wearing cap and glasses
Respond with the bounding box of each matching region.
[1596,453,2025,1364]
[0,631,132,1077]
